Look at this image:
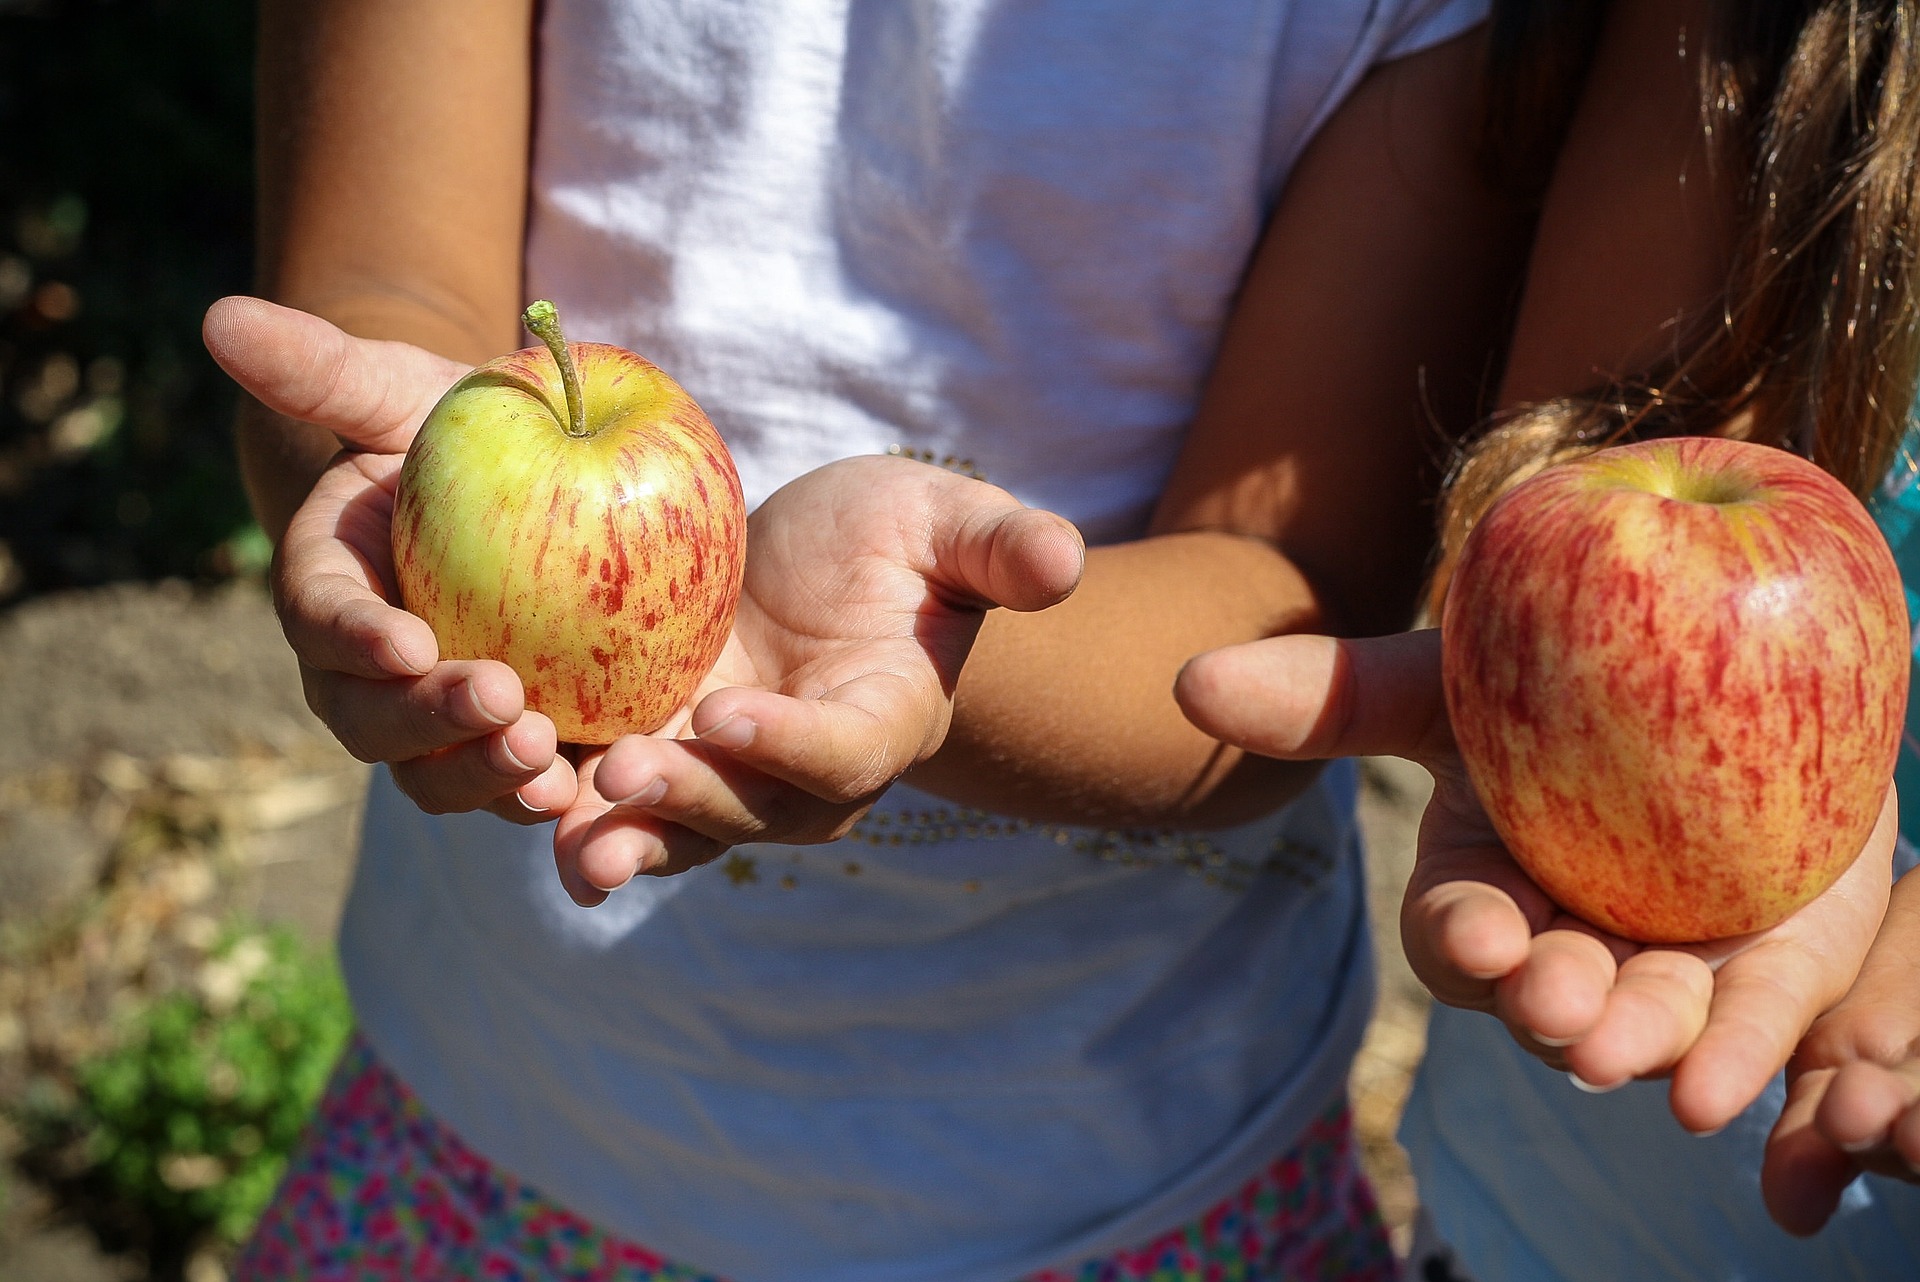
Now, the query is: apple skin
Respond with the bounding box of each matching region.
[1441,436,1908,943]
[391,339,746,745]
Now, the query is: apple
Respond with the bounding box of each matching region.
[1440,436,1908,943]
[391,300,747,745]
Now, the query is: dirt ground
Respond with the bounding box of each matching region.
[0,579,1434,1280]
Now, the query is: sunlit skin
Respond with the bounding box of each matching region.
[392,307,746,745]
[1442,437,1907,942]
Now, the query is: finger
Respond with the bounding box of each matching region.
[1763,1066,1860,1236]
[592,728,870,845]
[386,713,559,815]
[491,753,580,823]
[571,808,728,888]
[687,675,943,804]
[1669,813,1897,1135]
[1895,1086,1920,1177]
[304,662,530,764]
[923,488,1086,612]
[1795,803,1920,1064]
[1402,874,1537,1011]
[1560,948,1716,1089]
[553,840,611,907]
[275,465,437,679]
[552,756,730,901]
[203,295,468,454]
[577,710,890,890]
[1670,961,1829,1137]
[1816,1061,1920,1160]
[550,759,616,906]
[1492,925,1622,1053]
[564,807,654,892]
[1174,629,1453,767]
[279,570,439,682]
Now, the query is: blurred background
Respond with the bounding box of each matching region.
[1,0,262,599]
[2,4,363,1279]
[0,2,1434,1279]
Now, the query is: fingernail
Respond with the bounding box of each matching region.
[515,790,549,815]
[384,636,431,677]
[613,778,668,808]
[461,679,512,728]
[1568,1072,1624,1095]
[1534,1032,1579,1048]
[1688,1124,1727,1138]
[698,715,755,750]
[1839,1136,1882,1155]
[494,733,532,774]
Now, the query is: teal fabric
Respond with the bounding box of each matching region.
[1867,434,1920,845]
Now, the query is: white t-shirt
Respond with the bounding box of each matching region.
[338,2,1487,1279]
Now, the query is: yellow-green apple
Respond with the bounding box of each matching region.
[391,301,746,744]
[1441,436,1908,943]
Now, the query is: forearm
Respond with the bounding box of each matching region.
[911,28,1528,830]
[908,530,1335,828]
[243,0,533,539]
[1492,0,1732,408]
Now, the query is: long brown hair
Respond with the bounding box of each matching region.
[1432,0,1920,612]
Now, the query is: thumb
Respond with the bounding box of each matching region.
[1175,628,1454,766]
[202,295,470,455]
[928,491,1086,614]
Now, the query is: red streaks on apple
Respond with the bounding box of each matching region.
[389,302,747,745]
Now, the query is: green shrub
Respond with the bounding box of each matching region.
[26,926,352,1262]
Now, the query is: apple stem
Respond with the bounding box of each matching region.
[522,299,589,439]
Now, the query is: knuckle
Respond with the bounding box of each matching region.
[656,834,727,874]
[342,741,385,767]
[786,798,872,846]
[302,672,380,764]
[729,782,859,847]
[299,666,332,723]
[331,722,386,766]
[815,807,871,844]
[818,777,876,808]
[823,751,899,806]
[267,540,299,618]
[724,783,812,841]
[390,763,457,816]
[386,766,434,812]
[328,724,388,767]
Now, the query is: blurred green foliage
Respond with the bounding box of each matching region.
[0,0,260,600]
[16,926,352,1273]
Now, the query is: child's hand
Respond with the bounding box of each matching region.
[1762,866,1920,1235]
[550,454,1085,903]
[207,299,1085,902]
[203,296,579,822]
[1176,628,1896,1136]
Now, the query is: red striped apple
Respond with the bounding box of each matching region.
[391,301,746,745]
[1441,436,1907,943]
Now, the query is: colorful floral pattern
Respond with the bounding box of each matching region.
[237,1035,1392,1282]
[1026,1104,1394,1282]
